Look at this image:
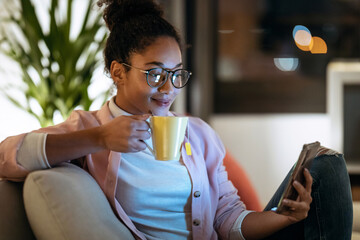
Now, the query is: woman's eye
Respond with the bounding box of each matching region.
[149,68,163,75]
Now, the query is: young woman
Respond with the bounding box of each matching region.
[0,0,353,239]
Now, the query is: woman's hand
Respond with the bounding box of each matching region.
[279,168,313,223]
[99,114,151,153]
[242,168,313,239]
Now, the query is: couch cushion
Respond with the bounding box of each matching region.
[23,163,135,240]
[0,180,36,240]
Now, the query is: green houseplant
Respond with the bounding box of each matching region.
[0,0,108,127]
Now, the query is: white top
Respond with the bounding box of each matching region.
[109,98,193,239]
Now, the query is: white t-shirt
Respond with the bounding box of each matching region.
[109,98,193,239]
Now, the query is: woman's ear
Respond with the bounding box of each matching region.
[110,61,126,86]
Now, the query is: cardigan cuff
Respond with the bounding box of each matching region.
[17,132,50,171]
[229,210,254,240]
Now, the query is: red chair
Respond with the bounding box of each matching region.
[223,151,263,211]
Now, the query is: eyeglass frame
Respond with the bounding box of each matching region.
[121,62,192,89]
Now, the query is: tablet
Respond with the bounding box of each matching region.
[276,141,320,213]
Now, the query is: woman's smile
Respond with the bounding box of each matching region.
[151,97,172,107]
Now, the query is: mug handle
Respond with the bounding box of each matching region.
[144,141,155,156]
[143,126,155,156]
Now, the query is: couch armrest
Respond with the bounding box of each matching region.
[0,180,36,240]
[23,163,135,240]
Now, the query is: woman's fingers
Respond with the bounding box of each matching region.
[282,199,299,209]
[128,116,151,149]
[291,168,313,201]
[129,114,151,130]
[292,180,305,196]
[293,180,312,203]
[304,168,313,192]
[280,169,313,222]
[129,139,148,152]
[281,199,310,219]
[132,129,151,140]
[100,114,152,152]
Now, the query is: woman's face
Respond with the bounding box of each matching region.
[113,36,183,116]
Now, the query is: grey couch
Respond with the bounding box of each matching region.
[0,163,359,239]
[0,163,134,240]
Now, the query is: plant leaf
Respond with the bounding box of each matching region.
[0,0,107,127]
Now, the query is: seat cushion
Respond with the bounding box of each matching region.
[23,163,135,240]
[0,180,36,240]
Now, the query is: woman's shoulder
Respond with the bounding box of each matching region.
[46,102,112,131]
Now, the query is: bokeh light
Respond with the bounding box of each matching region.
[310,36,327,54]
[294,30,313,51]
[274,58,299,72]
[293,25,313,51]
[292,25,327,54]
[292,25,311,39]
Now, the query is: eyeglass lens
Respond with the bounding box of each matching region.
[147,69,190,88]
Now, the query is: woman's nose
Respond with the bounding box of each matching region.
[158,75,174,94]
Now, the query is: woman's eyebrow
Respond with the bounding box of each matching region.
[145,61,183,68]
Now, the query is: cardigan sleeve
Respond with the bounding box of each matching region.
[0,110,95,181]
[214,161,249,239]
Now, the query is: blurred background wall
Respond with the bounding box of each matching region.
[191,0,360,206]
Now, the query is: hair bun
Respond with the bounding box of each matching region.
[98,0,164,31]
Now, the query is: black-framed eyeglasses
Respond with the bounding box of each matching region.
[121,63,192,89]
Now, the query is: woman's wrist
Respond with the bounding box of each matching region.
[242,211,294,239]
[46,127,106,165]
[92,126,107,151]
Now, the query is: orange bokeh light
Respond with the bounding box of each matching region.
[310,36,328,54]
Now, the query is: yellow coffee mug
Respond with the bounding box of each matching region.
[147,116,188,161]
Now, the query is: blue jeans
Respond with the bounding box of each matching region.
[263,154,353,240]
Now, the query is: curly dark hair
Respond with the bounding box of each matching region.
[97,0,181,73]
